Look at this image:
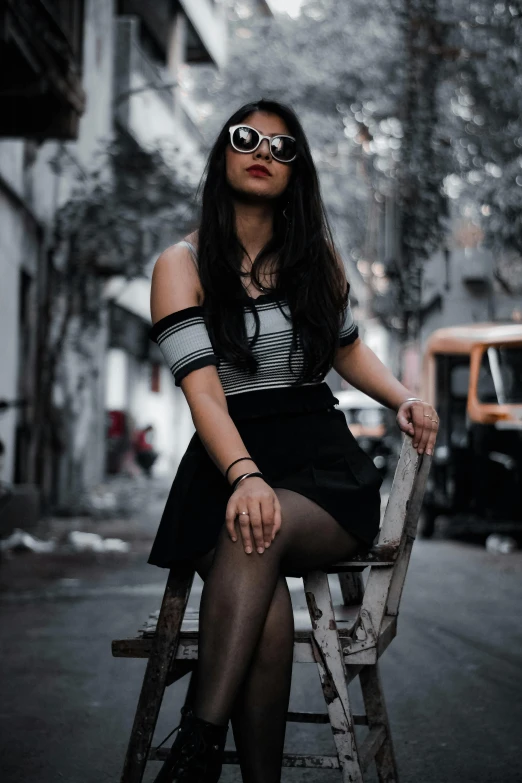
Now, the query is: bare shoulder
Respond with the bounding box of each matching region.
[151,241,203,323]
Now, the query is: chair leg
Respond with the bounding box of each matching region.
[304,571,363,783]
[359,664,399,783]
[120,565,194,783]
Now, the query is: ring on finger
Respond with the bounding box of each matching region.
[238,511,249,516]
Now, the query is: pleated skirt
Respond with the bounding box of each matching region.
[148,399,383,568]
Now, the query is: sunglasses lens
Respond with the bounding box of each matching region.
[232,126,260,152]
[271,136,296,162]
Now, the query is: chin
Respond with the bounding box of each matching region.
[231,181,278,202]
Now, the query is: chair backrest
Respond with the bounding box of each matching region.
[360,436,431,638]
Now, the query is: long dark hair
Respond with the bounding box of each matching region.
[197,99,348,384]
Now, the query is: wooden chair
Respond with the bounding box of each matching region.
[113,435,431,782]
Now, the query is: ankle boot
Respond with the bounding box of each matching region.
[153,710,228,783]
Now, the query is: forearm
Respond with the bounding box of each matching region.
[188,391,260,485]
[334,340,414,411]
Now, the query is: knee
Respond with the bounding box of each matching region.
[256,585,294,667]
[216,519,283,563]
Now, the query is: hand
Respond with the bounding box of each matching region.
[225,477,282,555]
[396,399,439,456]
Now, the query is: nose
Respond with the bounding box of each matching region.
[254,138,271,160]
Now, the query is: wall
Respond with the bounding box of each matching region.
[420,218,522,347]
[0,0,115,491]
[0,193,25,480]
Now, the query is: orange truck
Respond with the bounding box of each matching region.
[419,323,522,538]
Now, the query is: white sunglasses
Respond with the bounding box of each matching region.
[229,124,297,163]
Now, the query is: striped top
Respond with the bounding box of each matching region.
[150,241,359,397]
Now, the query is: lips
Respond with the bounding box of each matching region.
[246,165,271,176]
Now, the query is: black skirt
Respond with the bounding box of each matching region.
[148,384,383,567]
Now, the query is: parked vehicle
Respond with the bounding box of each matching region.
[420,323,522,538]
[336,389,397,477]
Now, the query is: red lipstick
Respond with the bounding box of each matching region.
[246,164,271,177]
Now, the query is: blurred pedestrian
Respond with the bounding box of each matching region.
[148,100,439,782]
[133,425,158,478]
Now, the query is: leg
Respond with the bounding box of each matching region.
[193,556,295,783]
[193,488,359,727]
[231,576,294,783]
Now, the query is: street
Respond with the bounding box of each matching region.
[1,493,521,783]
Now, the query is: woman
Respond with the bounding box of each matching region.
[149,100,438,783]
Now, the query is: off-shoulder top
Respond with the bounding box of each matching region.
[150,241,359,418]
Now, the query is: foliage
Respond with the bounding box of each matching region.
[32,134,197,507]
[191,0,522,328]
[440,0,522,258]
[54,133,197,282]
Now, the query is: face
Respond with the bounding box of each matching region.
[225,111,294,202]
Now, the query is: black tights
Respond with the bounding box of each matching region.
[192,489,359,783]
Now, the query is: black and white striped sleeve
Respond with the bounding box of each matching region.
[149,306,219,386]
[339,299,359,347]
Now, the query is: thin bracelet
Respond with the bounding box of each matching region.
[397,397,423,412]
[231,472,264,493]
[225,457,255,481]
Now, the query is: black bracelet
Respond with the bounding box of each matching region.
[225,456,255,480]
[230,472,265,493]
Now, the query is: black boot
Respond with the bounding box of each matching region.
[153,710,228,783]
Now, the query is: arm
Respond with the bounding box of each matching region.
[151,245,281,554]
[333,339,439,456]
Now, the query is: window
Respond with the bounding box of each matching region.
[478,346,522,404]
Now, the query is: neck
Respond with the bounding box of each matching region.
[233,200,274,261]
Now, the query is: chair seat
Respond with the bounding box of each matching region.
[138,602,361,636]
[112,606,397,667]
[325,542,401,573]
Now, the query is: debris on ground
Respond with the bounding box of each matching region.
[485,534,518,554]
[0,528,130,555]
[0,529,57,554]
[65,531,130,553]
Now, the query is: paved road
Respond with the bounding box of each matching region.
[1,506,521,783]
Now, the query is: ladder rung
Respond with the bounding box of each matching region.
[281,753,340,769]
[287,710,368,726]
[151,747,341,768]
[325,561,394,572]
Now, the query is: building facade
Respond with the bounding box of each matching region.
[0,0,114,508]
[104,0,229,477]
[366,196,522,393]
[0,0,232,516]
